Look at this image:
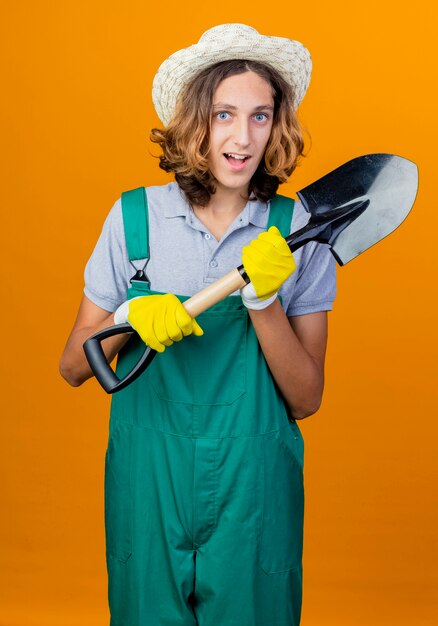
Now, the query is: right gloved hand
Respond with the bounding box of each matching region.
[114,294,204,352]
[240,226,296,310]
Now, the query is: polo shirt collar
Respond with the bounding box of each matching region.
[163,182,269,227]
[248,199,269,228]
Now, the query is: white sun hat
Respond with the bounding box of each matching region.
[152,23,312,127]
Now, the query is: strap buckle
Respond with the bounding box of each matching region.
[129,259,150,284]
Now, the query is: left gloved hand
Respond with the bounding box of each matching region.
[114,294,203,352]
[240,226,296,310]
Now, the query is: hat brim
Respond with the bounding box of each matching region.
[152,29,312,126]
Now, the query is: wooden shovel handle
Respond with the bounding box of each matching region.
[183,268,247,317]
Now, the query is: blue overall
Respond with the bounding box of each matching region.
[104,188,305,625]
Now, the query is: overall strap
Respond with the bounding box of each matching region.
[121,187,149,261]
[267,194,295,237]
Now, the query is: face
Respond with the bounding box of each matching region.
[207,71,274,198]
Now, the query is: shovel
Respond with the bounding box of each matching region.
[84,153,418,393]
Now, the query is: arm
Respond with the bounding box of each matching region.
[59,294,131,387]
[248,300,328,419]
[60,198,135,387]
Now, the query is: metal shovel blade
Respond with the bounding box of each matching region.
[297,154,419,265]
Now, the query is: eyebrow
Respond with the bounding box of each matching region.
[212,103,274,111]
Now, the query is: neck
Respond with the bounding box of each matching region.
[191,186,251,241]
[201,186,249,217]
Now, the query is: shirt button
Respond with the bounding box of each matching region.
[204,233,211,240]
[210,260,218,268]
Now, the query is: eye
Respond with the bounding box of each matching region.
[254,113,268,122]
[216,111,231,121]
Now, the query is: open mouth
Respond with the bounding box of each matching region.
[224,153,251,164]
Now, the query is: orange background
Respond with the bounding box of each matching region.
[1,1,437,625]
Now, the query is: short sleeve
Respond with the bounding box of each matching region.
[286,240,337,316]
[83,198,133,311]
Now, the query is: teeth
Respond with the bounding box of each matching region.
[225,153,248,160]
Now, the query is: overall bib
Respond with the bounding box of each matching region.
[104,188,305,626]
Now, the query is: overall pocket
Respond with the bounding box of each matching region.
[258,425,304,574]
[149,307,248,406]
[104,420,133,562]
[125,286,248,406]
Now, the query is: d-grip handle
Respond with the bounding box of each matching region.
[83,267,249,393]
[83,323,155,393]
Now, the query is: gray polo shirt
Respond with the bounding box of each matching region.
[84,182,336,316]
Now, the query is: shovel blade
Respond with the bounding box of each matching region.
[298,154,419,265]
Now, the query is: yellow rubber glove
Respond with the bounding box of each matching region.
[241,226,296,310]
[115,294,203,353]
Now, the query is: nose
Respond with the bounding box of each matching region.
[233,116,250,148]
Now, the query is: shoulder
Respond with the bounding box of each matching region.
[142,181,180,198]
[102,181,186,247]
[97,196,123,242]
[109,182,185,230]
[289,199,310,233]
[116,182,188,221]
[143,181,186,212]
[268,194,310,235]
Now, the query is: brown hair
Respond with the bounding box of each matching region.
[150,59,307,206]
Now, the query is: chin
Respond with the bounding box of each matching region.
[217,173,255,191]
[216,180,251,195]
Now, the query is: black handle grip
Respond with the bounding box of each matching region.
[83,323,157,393]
